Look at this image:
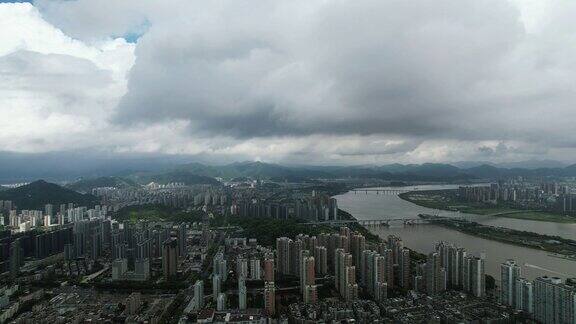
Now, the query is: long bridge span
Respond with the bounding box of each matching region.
[350,188,418,195]
[305,215,457,226]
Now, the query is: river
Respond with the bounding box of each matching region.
[334,184,576,281]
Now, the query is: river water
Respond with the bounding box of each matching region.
[334,184,576,281]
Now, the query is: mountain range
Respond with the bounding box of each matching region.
[2,153,576,185]
[450,159,568,169]
[165,161,576,181]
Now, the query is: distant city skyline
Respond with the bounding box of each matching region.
[2,1,576,165]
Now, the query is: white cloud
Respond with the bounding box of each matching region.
[0,3,135,152]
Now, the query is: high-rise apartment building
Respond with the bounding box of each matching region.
[177,223,186,257]
[238,277,247,310]
[387,235,403,264]
[381,248,394,288]
[290,239,304,277]
[217,293,226,311]
[213,252,227,281]
[193,280,204,310]
[237,257,248,279]
[301,255,317,304]
[363,250,387,301]
[335,247,358,301]
[304,284,318,304]
[534,276,576,324]
[162,238,178,280]
[264,281,276,316]
[212,274,221,301]
[314,246,328,275]
[345,265,359,302]
[276,237,291,276]
[516,277,533,315]
[501,259,521,306]
[463,255,485,298]
[425,252,444,296]
[399,248,411,289]
[350,233,366,267]
[250,258,261,280]
[436,242,468,290]
[264,254,275,282]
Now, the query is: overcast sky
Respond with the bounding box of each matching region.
[1,0,575,165]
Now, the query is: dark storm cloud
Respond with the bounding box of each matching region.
[34,1,576,145]
[5,0,576,163]
[108,0,536,143]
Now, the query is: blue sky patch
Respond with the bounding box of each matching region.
[118,19,150,44]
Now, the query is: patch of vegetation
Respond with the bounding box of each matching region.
[400,189,517,215]
[225,216,336,246]
[493,211,576,223]
[400,190,576,223]
[399,190,461,210]
[218,209,382,246]
[114,204,205,223]
[485,275,496,290]
[421,214,576,256]
[409,249,428,263]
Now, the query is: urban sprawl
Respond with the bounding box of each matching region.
[0,180,575,323]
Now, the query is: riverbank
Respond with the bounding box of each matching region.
[335,186,576,280]
[399,190,576,223]
[419,214,576,259]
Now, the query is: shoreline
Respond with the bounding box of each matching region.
[335,187,576,258]
[419,214,576,259]
[398,190,576,224]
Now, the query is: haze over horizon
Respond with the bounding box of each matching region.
[2,0,576,165]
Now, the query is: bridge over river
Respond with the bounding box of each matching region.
[305,215,458,226]
[350,188,418,195]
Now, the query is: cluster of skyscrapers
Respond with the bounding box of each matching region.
[0,203,110,277]
[94,185,228,211]
[416,242,486,298]
[459,181,570,203]
[501,259,576,323]
[231,193,338,222]
[1,203,108,232]
[271,229,492,318]
[191,249,276,315]
[0,195,190,283]
[458,181,576,214]
[275,229,413,304]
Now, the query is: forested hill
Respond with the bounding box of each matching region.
[0,180,100,210]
